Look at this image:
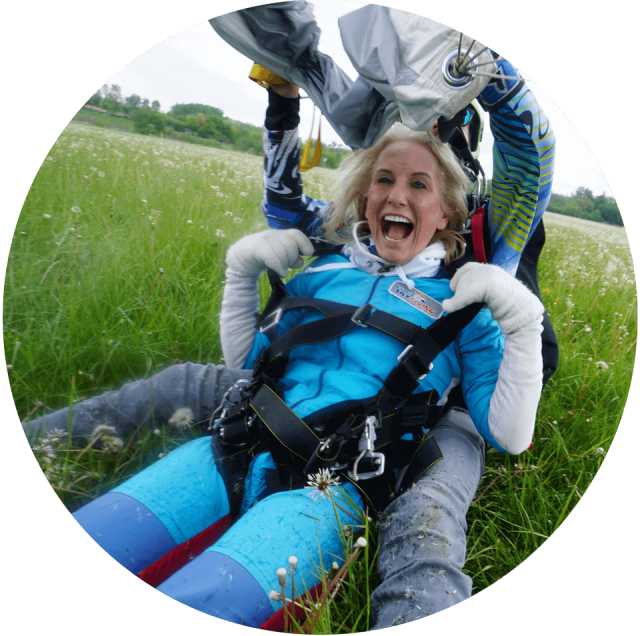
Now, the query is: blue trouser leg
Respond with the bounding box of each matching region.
[73,437,231,576]
[370,407,486,628]
[157,484,364,627]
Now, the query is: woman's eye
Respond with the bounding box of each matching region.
[412,181,427,189]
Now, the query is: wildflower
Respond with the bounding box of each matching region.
[276,568,288,587]
[306,468,340,501]
[595,361,609,370]
[90,424,123,450]
[168,407,195,431]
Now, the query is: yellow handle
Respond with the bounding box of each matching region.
[300,117,322,172]
[249,63,289,88]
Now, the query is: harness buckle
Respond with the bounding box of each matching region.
[259,307,283,335]
[351,303,374,327]
[397,345,432,381]
[351,413,386,481]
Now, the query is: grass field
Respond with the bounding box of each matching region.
[4,122,637,632]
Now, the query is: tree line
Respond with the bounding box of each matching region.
[86,84,350,168]
[547,187,623,226]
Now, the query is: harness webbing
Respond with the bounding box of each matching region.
[217,269,484,509]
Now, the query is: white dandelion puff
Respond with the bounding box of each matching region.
[595,361,609,370]
[306,468,340,501]
[168,407,195,431]
[276,567,288,587]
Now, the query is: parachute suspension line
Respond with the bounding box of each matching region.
[450,39,520,83]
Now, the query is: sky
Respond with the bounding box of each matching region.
[106,0,610,197]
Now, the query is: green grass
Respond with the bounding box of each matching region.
[5,123,637,632]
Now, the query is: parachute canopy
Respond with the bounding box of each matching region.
[210,1,495,149]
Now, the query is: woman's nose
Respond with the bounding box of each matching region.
[387,185,408,207]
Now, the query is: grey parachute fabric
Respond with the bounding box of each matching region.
[209,1,496,149]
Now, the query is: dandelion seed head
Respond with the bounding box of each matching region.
[43,214,51,220]
[288,555,298,570]
[356,537,367,548]
[595,361,609,370]
[168,407,195,431]
[306,468,340,500]
[268,590,281,602]
[276,567,288,587]
[71,206,82,214]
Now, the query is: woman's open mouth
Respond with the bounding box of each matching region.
[381,215,414,242]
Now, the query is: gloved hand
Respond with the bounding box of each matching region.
[225,229,314,278]
[441,262,545,334]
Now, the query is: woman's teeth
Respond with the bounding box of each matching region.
[382,215,413,242]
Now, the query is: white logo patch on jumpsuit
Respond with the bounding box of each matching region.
[388,281,444,319]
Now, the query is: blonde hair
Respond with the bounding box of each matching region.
[323,125,470,265]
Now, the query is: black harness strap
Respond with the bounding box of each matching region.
[218,270,485,510]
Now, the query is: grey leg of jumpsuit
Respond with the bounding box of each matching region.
[22,363,252,445]
[370,407,486,628]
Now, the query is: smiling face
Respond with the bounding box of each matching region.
[363,139,449,265]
